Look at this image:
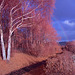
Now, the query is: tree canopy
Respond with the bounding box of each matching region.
[0,0,61,60]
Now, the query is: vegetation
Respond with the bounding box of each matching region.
[45,50,74,75]
[65,41,75,53]
[0,0,60,61]
[1,0,74,75]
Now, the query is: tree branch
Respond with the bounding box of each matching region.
[12,7,22,14]
[11,22,22,34]
[11,23,32,34]
[17,23,32,28]
[10,1,21,14]
[25,2,30,10]
[11,15,35,29]
[12,1,42,23]
[11,19,22,29]
[10,0,43,34]
[0,0,4,7]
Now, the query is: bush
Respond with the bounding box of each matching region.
[65,41,75,53]
[27,42,62,57]
[45,51,73,75]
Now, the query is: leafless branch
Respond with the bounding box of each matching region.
[2,4,8,11]
[25,2,30,10]
[12,15,35,24]
[11,23,32,34]
[23,1,43,16]
[11,22,22,34]
[10,0,43,35]
[12,1,42,23]
[11,15,35,29]
[0,0,5,12]
[11,19,22,29]
[0,0,4,7]
[10,1,21,14]
[18,23,32,28]
[12,7,22,14]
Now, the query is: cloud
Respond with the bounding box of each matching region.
[53,0,75,41]
[63,20,75,26]
[53,19,75,41]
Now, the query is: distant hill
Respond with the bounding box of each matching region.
[59,41,74,46]
[59,42,67,46]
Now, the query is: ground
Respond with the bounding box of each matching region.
[0,51,47,75]
[0,49,75,75]
[45,50,75,75]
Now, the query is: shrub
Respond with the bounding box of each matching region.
[27,42,62,57]
[65,41,75,53]
[45,51,73,75]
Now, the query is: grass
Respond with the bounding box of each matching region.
[0,51,47,75]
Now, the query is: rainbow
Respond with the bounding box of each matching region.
[52,16,69,42]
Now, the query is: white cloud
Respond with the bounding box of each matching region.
[63,20,75,26]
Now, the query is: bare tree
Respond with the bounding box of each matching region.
[0,0,55,60]
[6,0,43,60]
[0,0,6,60]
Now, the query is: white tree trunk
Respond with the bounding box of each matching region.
[7,31,11,60]
[0,29,6,60]
[0,0,6,60]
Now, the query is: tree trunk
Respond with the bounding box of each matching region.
[0,4,6,60]
[0,28,6,60]
[7,31,11,60]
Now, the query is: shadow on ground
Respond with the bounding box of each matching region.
[6,60,46,75]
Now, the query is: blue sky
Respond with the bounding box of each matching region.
[52,0,75,41]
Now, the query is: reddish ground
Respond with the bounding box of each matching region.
[0,49,74,75]
[0,51,47,75]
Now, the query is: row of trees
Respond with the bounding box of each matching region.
[0,0,60,60]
